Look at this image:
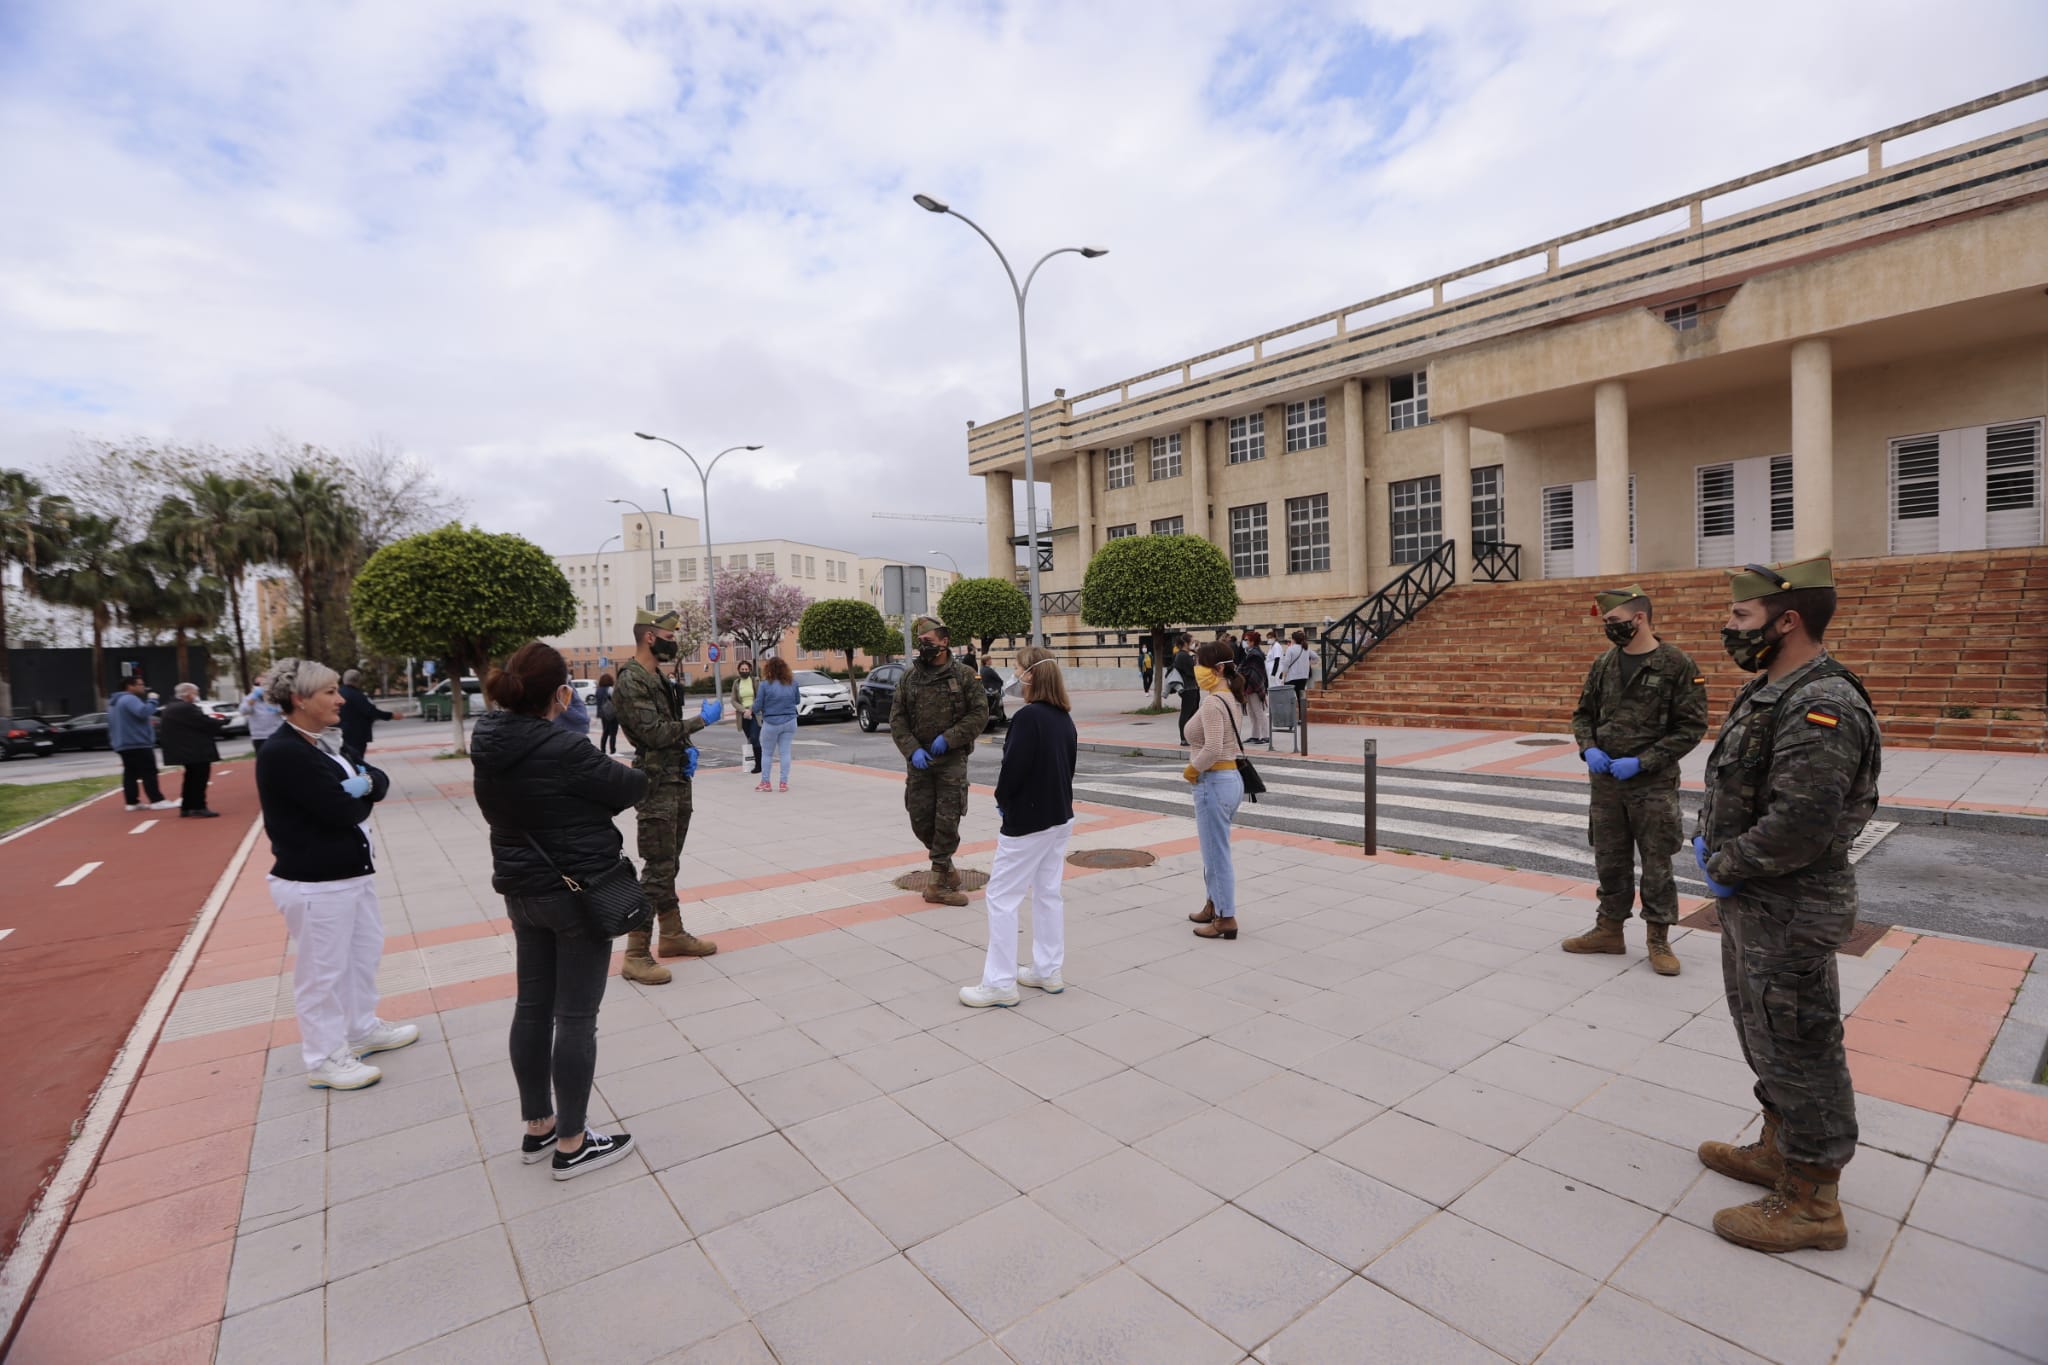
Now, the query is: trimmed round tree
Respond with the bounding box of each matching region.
[936,576,1031,658]
[1081,534,1239,707]
[351,525,576,754]
[797,597,891,683]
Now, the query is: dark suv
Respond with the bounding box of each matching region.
[856,665,1005,734]
[2,716,58,759]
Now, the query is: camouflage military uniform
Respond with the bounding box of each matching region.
[1699,649,1881,1169]
[889,656,989,875]
[1571,642,1709,925]
[612,657,707,958]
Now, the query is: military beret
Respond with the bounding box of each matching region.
[1728,553,1833,602]
[634,607,681,628]
[912,615,945,636]
[1591,584,1649,616]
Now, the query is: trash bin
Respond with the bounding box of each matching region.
[420,693,450,723]
[1270,684,1298,732]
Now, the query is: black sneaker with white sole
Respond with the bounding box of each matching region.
[552,1130,633,1180]
[521,1126,558,1165]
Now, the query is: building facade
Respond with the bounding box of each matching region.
[969,83,2048,634]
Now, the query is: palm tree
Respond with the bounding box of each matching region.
[156,474,264,689]
[127,525,225,684]
[0,470,71,716]
[36,513,130,709]
[260,465,363,665]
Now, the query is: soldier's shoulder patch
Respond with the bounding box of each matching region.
[1803,708,1841,729]
[1692,675,1707,685]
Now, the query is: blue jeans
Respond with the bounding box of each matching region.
[1193,767,1243,918]
[761,719,796,783]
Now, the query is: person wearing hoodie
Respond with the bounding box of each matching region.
[471,641,648,1180]
[110,674,177,811]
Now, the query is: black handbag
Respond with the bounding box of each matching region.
[1221,704,1267,803]
[521,834,652,938]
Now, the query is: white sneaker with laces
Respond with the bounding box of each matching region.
[958,984,1020,1008]
[307,1050,381,1090]
[1016,968,1064,994]
[148,798,181,810]
[350,1020,419,1057]
[125,802,148,812]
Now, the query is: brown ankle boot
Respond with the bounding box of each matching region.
[1645,922,1681,976]
[620,930,672,985]
[1193,917,1238,940]
[1189,899,1216,924]
[656,909,718,958]
[1562,918,1627,954]
[1698,1111,1785,1188]
[1712,1162,1848,1253]
[923,864,968,907]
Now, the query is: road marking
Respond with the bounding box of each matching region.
[130,820,157,834]
[55,862,102,887]
[0,929,13,945]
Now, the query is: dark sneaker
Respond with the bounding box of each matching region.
[552,1130,633,1181]
[521,1126,558,1165]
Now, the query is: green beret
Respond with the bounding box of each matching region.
[1728,553,1833,602]
[634,608,681,628]
[912,615,945,636]
[1592,584,1648,615]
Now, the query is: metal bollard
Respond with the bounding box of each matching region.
[1295,687,1310,757]
[1361,737,1378,855]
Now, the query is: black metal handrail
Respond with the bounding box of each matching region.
[1319,538,1456,686]
[1040,589,1084,615]
[1474,541,1521,582]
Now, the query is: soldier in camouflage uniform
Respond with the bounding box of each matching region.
[1563,585,1709,975]
[613,608,725,983]
[1692,553,1880,1255]
[890,618,989,906]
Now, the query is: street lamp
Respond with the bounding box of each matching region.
[592,533,620,670]
[914,192,1106,645]
[634,433,763,706]
[928,549,962,576]
[606,497,660,611]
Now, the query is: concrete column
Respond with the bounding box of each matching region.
[1441,413,1473,585]
[984,471,1014,579]
[1188,422,1210,543]
[1791,337,1834,558]
[1593,380,1631,576]
[1343,379,1369,597]
[1074,450,1097,566]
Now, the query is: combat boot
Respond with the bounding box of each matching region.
[1645,922,1682,976]
[620,930,672,985]
[1561,918,1627,955]
[656,909,719,958]
[923,863,968,907]
[1698,1111,1785,1189]
[1712,1162,1847,1253]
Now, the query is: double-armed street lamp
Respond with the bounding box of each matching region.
[912,192,1106,646]
[606,497,660,611]
[634,432,763,706]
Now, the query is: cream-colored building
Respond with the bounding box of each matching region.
[970,82,2048,632]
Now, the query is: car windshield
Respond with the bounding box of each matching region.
[794,672,838,688]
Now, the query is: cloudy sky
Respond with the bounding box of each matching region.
[2,0,2043,574]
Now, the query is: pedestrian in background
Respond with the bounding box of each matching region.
[595,672,620,754]
[1171,632,1198,745]
[1239,630,1272,745]
[338,668,395,766]
[471,642,646,1180]
[255,658,415,1091]
[110,675,176,812]
[1139,642,1154,694]
[1183,641,1248,941]
[733,659,763,774]
[890,617,989,906]
[159,682,228,818]
[1279,631,1314,704]
[243,678,285,752]
[552,681,589,737]
[755,656,799,792]
[961,647,1078,1008]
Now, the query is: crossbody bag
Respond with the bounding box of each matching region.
[519,833,653,939]
[1218,698,1267,803]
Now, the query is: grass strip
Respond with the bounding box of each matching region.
[0,774,123,835]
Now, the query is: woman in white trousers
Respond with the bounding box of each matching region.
[254,659,416,1090]
[960,648,1080,1008]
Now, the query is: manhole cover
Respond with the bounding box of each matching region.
[1066,848,1158,870]
[1677,903,1891,958]
[892,868,991,892]
[1515,738,1573,747]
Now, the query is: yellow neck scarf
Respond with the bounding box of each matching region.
[1195,664,1226,693]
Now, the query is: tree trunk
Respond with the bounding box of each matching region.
[1151,626,1167,710]
[448,648,469,756]
[0,576,12,719]
[226,571,252,691]
[174,629,190,684]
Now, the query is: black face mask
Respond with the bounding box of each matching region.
[917,641,942,664]
[1603,618,1638,647]
[1722,614,1785,672]
[649,636,679,662]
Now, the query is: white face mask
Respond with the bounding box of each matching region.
[1004,659,1050,697]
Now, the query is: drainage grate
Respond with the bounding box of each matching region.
[892,868,991,892]
[1678,903,1892,957]
[1847,820,1898,865]
[1066,848,1159,870]
[1515,738,1573,747]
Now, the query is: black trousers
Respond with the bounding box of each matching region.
[742,715,762,771]
[1177,689,1199,742]
[180,762,212,813]
[505,892,613,1139]
[599,717,620,753]
[119,749,165,805]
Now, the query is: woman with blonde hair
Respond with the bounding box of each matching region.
[960,646,1079,1008]
[1184,640,1249,940]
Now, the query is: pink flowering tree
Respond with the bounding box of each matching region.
[708,565,810,667]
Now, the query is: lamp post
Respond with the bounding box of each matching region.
[913,192,1106,645]
[607,497,660,611]
[928,549,962,577]
[634,433,762,706]
[592,533,619,671]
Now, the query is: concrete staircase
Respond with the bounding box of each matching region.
[1315,548,2048,752]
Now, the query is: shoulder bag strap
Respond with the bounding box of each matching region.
[519,831,585,894]
[1219,696,1247,755]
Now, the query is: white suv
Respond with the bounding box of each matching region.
[792,670,854,723]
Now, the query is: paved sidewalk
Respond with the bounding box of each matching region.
[1069,690,2048,818]
[10,730,2047,1363]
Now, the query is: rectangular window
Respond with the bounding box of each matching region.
[1286,494,1331,573]
[1228,503,1269,577]
[1389,475,1443,563]
[1665,302,1700,331]
[756,553,774,571]
[1471,465,1504,546]
[805,555,816,577]
[1150,516,1184,536]
[1106,523,1137,540]
[653,559,673,583]
[1888,435,1942,554]
[680,558,697,580]
[1227,413,1265,464]
[1987,419,2044,549]
[1285,397,1328,452]
[1388,371,1430,431]
[1769,454,1795,559]
[728,554,746,570]
[1149,433,1182,480]
[1104,445,1135,490]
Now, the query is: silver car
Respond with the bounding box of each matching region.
[792,670,854,723]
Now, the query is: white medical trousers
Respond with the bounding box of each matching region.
[979,821,1072,991]
[270,873,385,1071]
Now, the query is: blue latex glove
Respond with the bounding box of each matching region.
[911,748,931,770]
[1609,756,1642,781]
[698,699,724,725]
[1693,836,1741,898]
[931,734,948,757]
[1583,747,1612,774]
[341,773,373,798]
[685,747,700,778]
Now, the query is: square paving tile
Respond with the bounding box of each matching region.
[838,1142,1017,1249]
[1068,1011,1201,1066]
[1130,1204,1347,1351]
[326,1113,481,1210]
[842,1032,975,1092]
[736,1057,882,1128]
[1539,1287,1768,1364]
[783,1095,941,1180]
[1136,1107,1311,1200]
[665,1322,779,1364]
[326,1073,465,1149]
[986,1035,1127,1099]
[1571,1074,1753,1150]
[625,1087,774,1172]
[1397,1073,1566,1153]
[1935,1121,2048,1201]
[698,1187,894,1312]
[225,1213,324,1317]
[954,1102,1119,1191]
[1055,1067,1208,1144]
[1873,1225,2048,1360]
[215,1288,325,1365]
[1295,1039,1446,1106]
[1220,1070,1379,1149]
[593,1052,727,1120]
[1365,1212,1595,1363]
[481,1140,647,1221]
[1262,1274,1506,1365]
[1135,1038,1281,1103]
[1031,1147,1221,1260]
[1612,1218,1862,1365]
[380,1306,546,1365]
[928,1009,1060,1061]
[1238,1153,1433,1270]
[325,1228,525,1365]
[505,1174,690,1298]
[1221,1013,1348,1069]
[1909,1168,2048,1273]
[325,1164,499,1281]
[997,1266,1241,1365]
[1519,1113,1700,1211]
[1512,1016,1659,1073]
[755,1255,984,1365]
[530,1242,746,1364]
[657,1133,828,1237]
[909,1196,1115,1333]
[1450,1158,1661,1279]
[1836,1298,2036,1365]
[701,1026,832,1086]
[1323,1110,1506,1207]
[892,1063,1042,1139]
[1363,1014,1502,1071]
[1456,1042,1611,1108]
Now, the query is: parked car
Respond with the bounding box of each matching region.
[792,670,854,724]
[855,664,1005,734]
[1,716,58,759]
[570,679,596,706]
[200,699,249,736]
[420,676,483,723]
[47,712,111,751]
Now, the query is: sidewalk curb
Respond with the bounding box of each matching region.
[0,816,264,1356]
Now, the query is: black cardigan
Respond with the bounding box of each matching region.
[256,730,389,882]
[993,701,1077,837]
[159,700,226,765]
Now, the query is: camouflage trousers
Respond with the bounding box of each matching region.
[636,779,695,918]
[1718,876,1859,1168]
[1587,775,1683,925]
[905,758,970,868]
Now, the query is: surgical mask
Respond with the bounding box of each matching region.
[1722,614,1785,672]
[649,636,679,662]
[1603,618,1638,647]
[1004,659,1049,696]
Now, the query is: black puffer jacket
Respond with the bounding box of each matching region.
[470,711,649,897]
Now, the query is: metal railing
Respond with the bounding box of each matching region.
[1474,541,1521,582]
[1040,589,1084,616]
[1319,539,1457,686]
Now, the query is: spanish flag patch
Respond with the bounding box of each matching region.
[1804,709,1840,728]
[1692,676,1706,685]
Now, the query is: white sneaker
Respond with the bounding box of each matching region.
[350,1020,419,1057]
[125,802,147,812]
[148,798,180,810]
[959,984,1020,1009]
[308,1051,381,1090]
[1016,968,1065,994]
